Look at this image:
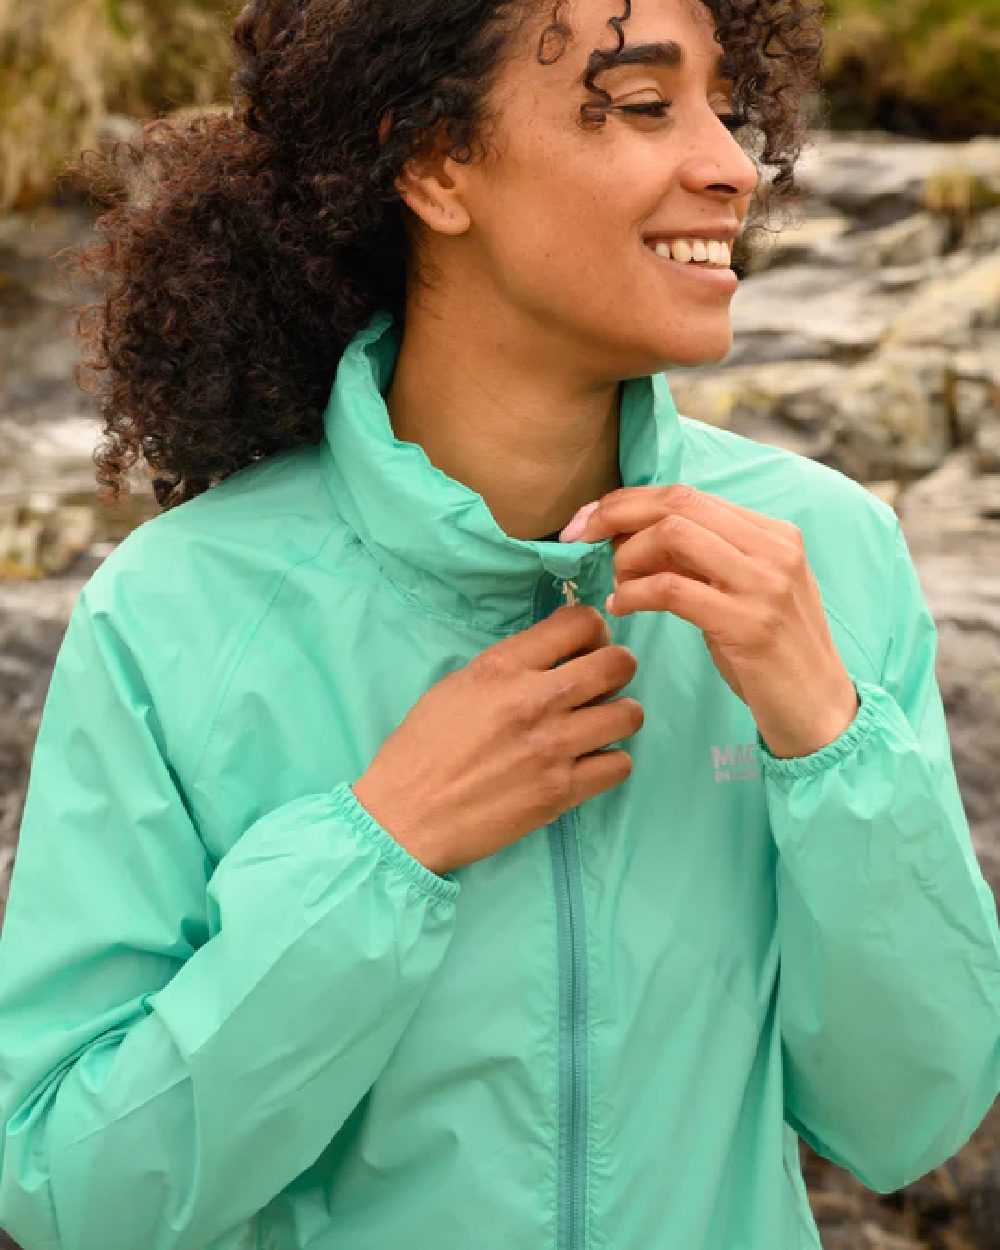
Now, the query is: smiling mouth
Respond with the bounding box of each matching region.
[642,239,740,294]
[643,238,733,268]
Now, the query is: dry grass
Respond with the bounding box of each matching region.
[0,0,997,212]
[823,0,1000,137]
[0,0,235,211]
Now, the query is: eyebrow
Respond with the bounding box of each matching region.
[582,39,725,83]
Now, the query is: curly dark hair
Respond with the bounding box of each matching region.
[59,0,826,512]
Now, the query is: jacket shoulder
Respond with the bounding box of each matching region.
[73,444,344,779]
[677,412,898,528]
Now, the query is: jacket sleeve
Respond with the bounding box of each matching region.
[0,589,461,1250]
[758,515,1000,1195]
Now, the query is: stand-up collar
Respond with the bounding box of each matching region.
[319,307,686,633]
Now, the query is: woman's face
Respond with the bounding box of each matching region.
[410,0,761,377]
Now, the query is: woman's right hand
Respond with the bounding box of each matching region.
[351,604,644,876]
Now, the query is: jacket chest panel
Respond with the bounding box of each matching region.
[269,828,567,1246]
[575,612,777,1017]
[191,596,488,862]
[196,597,778,1030]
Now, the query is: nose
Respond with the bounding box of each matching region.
[678,107,760,203]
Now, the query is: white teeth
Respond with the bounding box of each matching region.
[649,238,731,267]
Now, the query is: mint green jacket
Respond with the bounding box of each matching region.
[0,308,997,1250]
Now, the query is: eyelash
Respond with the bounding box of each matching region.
[615,101,750,131]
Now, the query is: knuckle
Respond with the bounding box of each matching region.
[774,566,797,598]
[662,513,686,533]
[761,565,793,601]
[781,520,804,545]
[758,606,784,640]
[472,648,508,685]
[504,685,544,731]
[663,483,697,510]
[777,541,803,575]
[529,720,566,766]
[538,758,573,807]
[538,670,575,712]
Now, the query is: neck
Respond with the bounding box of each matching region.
[384,299,624,542]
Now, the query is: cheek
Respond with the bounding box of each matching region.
[483,150,633,291]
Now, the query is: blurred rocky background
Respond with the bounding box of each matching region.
[0,1,998,1248]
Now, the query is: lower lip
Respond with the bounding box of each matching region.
[644,245,739,293]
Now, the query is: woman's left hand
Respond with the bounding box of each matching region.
[561,484,861,760]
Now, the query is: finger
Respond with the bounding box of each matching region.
[690,492,787,535]
[502,602,610,672]
[608,572,744,635]
[596,482,791,537]
[586,487,776,557]
[616,514,757,593]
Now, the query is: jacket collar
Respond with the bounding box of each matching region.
[319,307,686,633]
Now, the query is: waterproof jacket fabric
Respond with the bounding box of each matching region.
[0,307,998,1250]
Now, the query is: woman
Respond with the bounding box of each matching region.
[0,1,997,1248]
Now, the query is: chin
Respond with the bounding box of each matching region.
[646,326,734,370]
[573,312,734,376]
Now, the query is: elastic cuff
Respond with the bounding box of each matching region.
[756,679,883,781]
[329,781,461,905]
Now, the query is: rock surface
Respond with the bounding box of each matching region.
[0,127,998,1250]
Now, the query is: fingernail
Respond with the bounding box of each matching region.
[604,592,615,612]
[560,501,600,543]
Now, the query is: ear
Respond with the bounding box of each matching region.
[383,113,473,238]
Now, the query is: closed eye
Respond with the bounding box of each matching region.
[616,101,751,133]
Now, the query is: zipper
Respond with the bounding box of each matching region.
[561,577,581,607]
[550,808,589,1250]
[534,571,589,1250]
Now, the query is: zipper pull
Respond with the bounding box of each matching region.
[560,578,580,607]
